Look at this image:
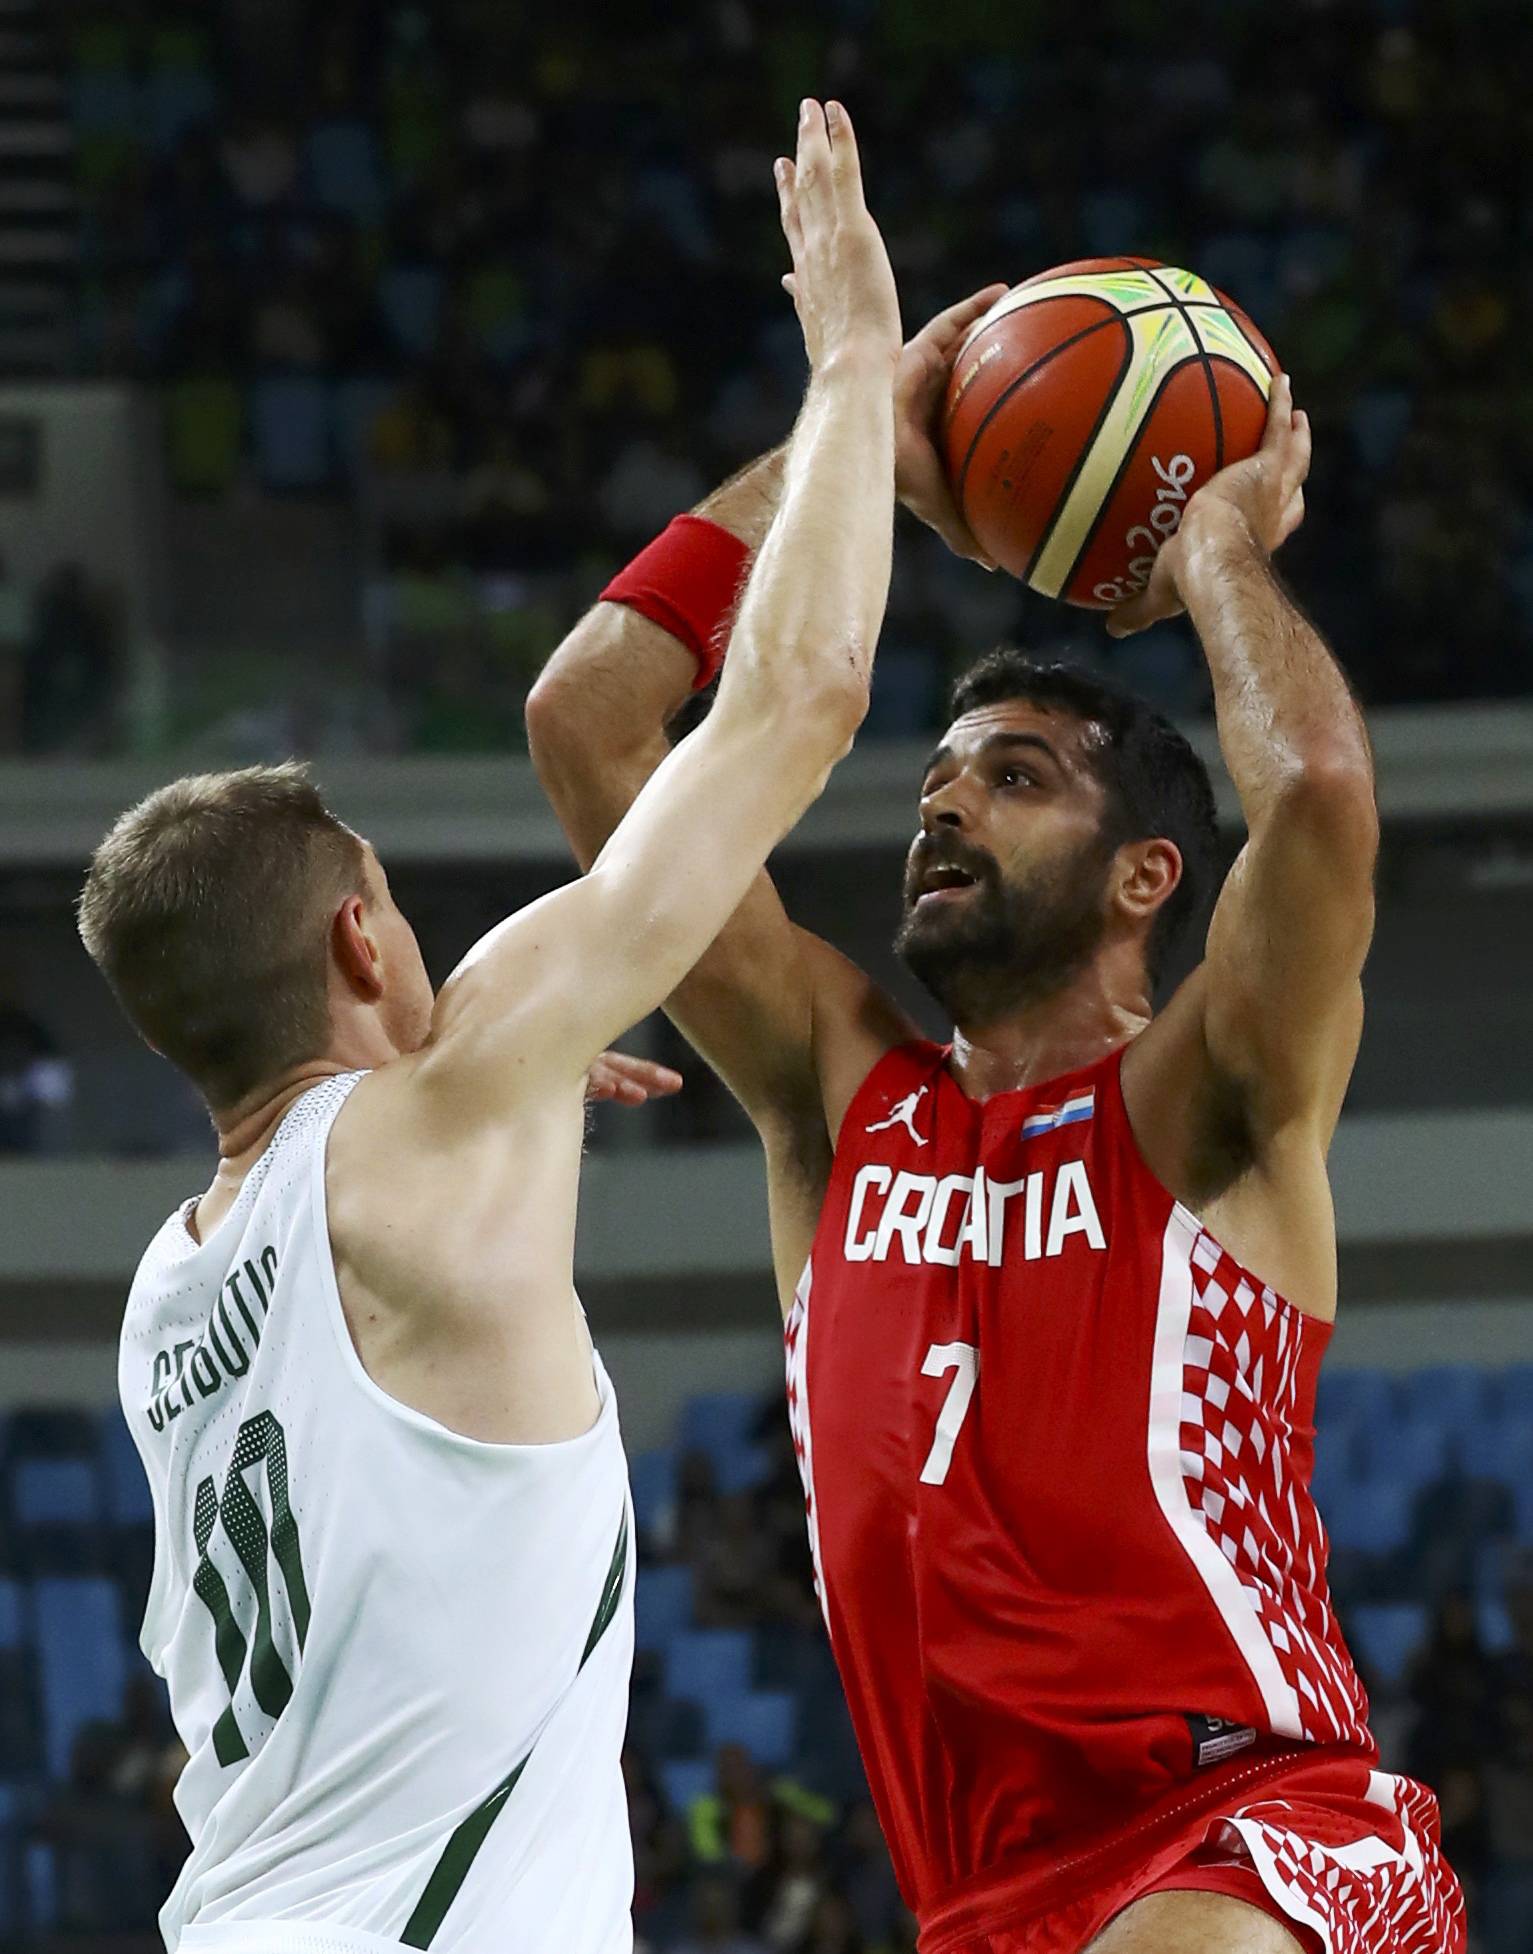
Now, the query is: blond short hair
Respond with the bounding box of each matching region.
[78,763,367,1110]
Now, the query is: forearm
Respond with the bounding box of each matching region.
[527,447,789,869]
[1178,503,1373,832]
[717,352,896,730]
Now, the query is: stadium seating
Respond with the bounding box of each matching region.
[659,1758,713,1817]
[1347,1602,1431,1691]
[664,1629,753,1709]
[634,1563,692,1653]
[34,1579,127,1780]
[629,1449,678,1544]
[704,1689,797,1769]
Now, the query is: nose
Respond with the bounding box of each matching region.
[920,774,971,833]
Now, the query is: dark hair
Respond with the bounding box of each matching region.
[947,651,1219,984]
[78,763,367,1110]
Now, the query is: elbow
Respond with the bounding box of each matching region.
[815,655,872,755]
[1277,749,1380,866]
[524,665,576,761]
[757,639,871,758]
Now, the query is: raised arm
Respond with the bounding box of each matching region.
[1114,377,1378,1150]
[428,101,901,1107]
[528,288,1007,1144]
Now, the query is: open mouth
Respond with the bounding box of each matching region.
[914,866,980,906]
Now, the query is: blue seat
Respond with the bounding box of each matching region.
[304,120,387,223]
[714,1443,770,1498]
[664,1628,752,1707]
[250,375,333,492]
[379,265,443,357]
[629,1450,677,1542]
[1357,1416,1451,1491]
[1399,1366,1493,1432]
[14,1459,99,1530]
[1324,1474,1414,1555]
[677,1394,762,1470]
[1310,1420,1359,1506]
[705,1688,798,1768]
[4,1407,98,1459]
[1479,1599,1516,1656]
[34,1579,126,1779]
[1315,1369,1398,1431]
[0,1579,24,1649]
[633,1564,692,1652]
[648,1694,705,1759]
[25,1839,53,1934]
[98,1410,153,1528]
[1456,1416,1533,1487]
[1493,1365,1533,1420]
[658,1757,713,1816]
[1345,1602,1429,1693]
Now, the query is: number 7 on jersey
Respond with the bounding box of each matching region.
[919,1340,979,1485]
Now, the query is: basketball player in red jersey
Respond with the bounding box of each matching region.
[529,122,1466,1954]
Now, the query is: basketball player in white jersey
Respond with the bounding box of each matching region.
[78,102,898,1954]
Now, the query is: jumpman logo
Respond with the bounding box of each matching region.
[865,1086,930,1147]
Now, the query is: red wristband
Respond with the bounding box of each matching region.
[600,514,751,690]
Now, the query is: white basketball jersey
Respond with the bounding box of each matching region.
[118,1073,635,1954]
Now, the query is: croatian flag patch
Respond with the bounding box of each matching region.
[1021,1088,1095,1141]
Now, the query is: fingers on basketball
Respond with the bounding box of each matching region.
[1261,372,1294,451]
[921,284,1009,358]
[1290,406,1313,488]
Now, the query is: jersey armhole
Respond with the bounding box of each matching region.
[830,1039,947,1161]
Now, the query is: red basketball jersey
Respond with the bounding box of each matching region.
[785,1039,1374,1922]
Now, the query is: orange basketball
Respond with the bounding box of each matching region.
[942,256,1278,608]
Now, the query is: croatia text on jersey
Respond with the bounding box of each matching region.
[843,1160,1105,1266]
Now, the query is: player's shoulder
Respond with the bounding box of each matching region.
[790,925,922,1145]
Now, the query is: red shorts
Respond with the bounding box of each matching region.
[920,1752,1466,1954]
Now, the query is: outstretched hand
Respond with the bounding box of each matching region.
[585,1051,683,1107]
[1108,373,1311,638]
[776,100,902,374]
[894,285,1010,567]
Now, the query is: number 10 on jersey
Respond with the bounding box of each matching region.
[920,1341,979,1485]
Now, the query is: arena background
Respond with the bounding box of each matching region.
[0,1,1530,1949]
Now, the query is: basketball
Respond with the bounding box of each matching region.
[942,257,1278,608]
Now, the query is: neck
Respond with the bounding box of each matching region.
[212,1060,357,1165]
[947,969,1152,1100]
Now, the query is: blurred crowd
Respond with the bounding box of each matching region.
[41,0,1532,750]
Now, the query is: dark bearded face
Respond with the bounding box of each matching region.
[895,822,1117,1024]
[891,702,1126,1027]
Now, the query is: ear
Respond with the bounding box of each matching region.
[1116,837,1182,928]
[332,895,385,1002]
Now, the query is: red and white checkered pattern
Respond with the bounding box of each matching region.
[784,1262,828,1627]
[1178,1226,1370,1747]
[1217,1771,1467,1954]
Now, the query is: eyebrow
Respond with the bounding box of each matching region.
[920,730,1063,780]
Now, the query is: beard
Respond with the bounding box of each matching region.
[894,830,1116,1026]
